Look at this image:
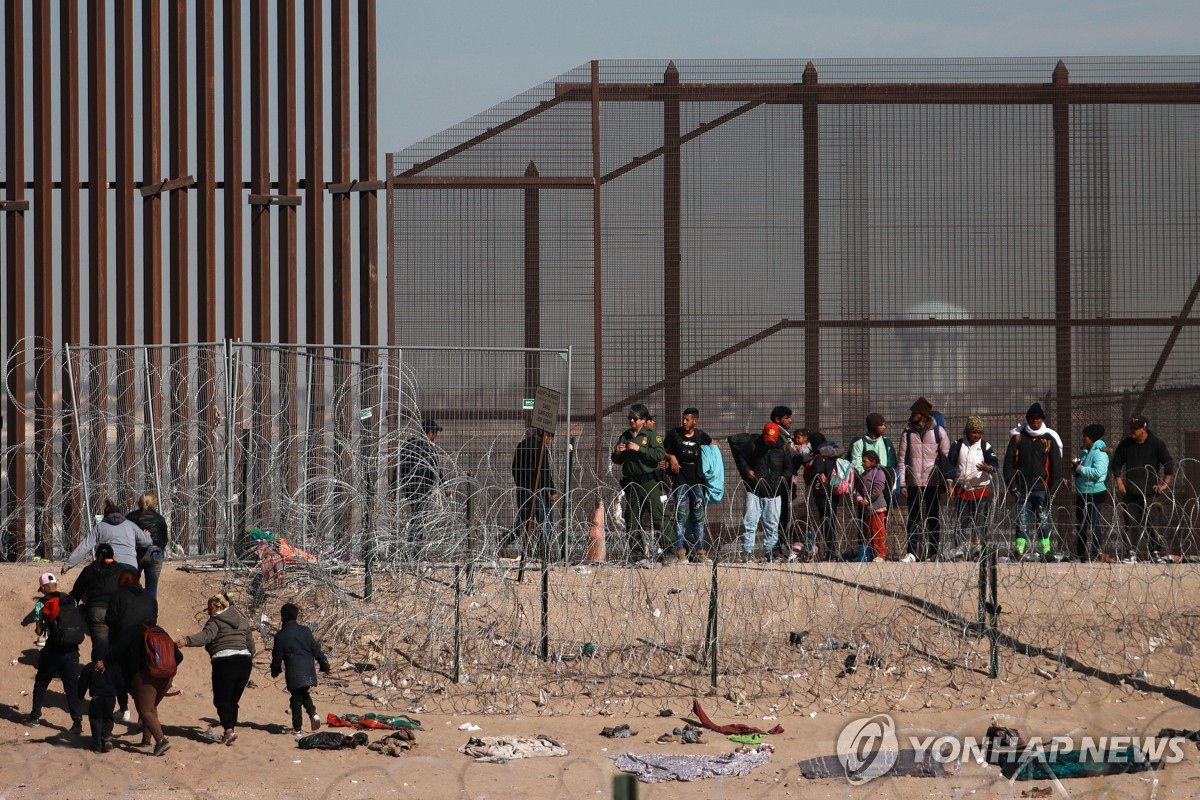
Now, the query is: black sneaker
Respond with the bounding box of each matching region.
[70,717,84,734]
[24,714,42,727]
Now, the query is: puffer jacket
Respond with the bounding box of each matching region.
[1074,439,1110,495]
[898,421,950,488]
[270,619,331,690]
[183,606,256,659]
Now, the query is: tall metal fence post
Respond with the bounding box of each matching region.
[452,564,462,683]
[703,554,719,688]
[540,562,550,661]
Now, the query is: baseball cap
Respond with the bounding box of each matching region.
[1129,416,1148,431]
[39,572,57,587]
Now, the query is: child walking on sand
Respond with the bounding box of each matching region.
[270,602,332,734]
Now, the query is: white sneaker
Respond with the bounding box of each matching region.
[1121,553,1139,564]
[310,713,322,731]
[786,553,799,563]
[121,709,132,723]
[900,553,917,563]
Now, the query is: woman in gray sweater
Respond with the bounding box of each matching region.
[176,592,256,745]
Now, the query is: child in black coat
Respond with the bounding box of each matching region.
[270,603,332,734]
[78,642,120,752]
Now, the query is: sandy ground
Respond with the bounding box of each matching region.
[3,560,1200,799]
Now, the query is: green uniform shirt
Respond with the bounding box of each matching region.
[612,427,666,483]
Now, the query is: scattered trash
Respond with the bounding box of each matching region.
[657,709,674,717]
[788,631,809,646]
[1021,788,1053,798]
[778,672,808,680]
[459,722,481,731]
[581,642,596,656]
[1033,667,1055,680]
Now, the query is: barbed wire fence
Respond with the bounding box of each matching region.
[3,340,1200,717]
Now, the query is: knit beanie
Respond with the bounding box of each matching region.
[865,412,886,432]
[1082,423,1105,441]
[910,397,933,416]
[1026,402,1046,422]
[965,415,984,434]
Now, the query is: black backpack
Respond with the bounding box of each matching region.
[47,593,87,648]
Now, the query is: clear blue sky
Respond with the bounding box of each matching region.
[377,0,1200,152]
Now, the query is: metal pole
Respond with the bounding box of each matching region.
[563,346,573,564]
[540,563,550,662]
[144,347,163,502]
[65,344,92,527]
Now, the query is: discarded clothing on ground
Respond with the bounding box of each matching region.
[601,724,636,738]
[656,725,704,744]
[327,712,421,730]
[799,750,947,780]
[985,724,1160,780]
[460,735,569,763]
[612,745,773,783]
[691,699,783,735]
[368,729,417,757]
[297,731,369,750]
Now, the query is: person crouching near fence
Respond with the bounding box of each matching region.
[855,451,889,562]
[943,416,999,561]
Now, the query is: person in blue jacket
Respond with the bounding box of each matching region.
[1072,423,1110,561]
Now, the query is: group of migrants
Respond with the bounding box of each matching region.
[609,398,1176,566]
[20,493,331,754]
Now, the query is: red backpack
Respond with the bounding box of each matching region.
[142,622,179,679]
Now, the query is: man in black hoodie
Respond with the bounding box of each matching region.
[1003,402,1063,561]
[731,422,793,562]
[1112,415,1175,562]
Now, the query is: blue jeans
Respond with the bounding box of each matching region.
[1015,490,1050,551]
[742,494,781,555]
[139,547,164,598]
[672,484,706,553]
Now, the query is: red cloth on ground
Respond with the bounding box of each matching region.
[692,699,784,735]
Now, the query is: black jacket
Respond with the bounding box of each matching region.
[78,660,120,700]
[125,508,169,550]
[730,435,793,498]
[270,619,331,690]
[1111,432,1175,496]
[104,584,159,675]
[70,558,124,610]
[512,433,556,494]
[1003,431,1063,493]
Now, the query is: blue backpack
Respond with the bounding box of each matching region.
[699,444,725,503]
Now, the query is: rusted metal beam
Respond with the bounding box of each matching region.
[392,176,594,189]
[591,60,604,473]
[224,0,243,340]
[167,0,190,545]
[601,96,767,185]
[196,0,216,345]
[142,0,163,352]
[358,0,378,349]
[305,0,325,347]
[1135,270,1200,416]
[115,0,135,346]
[1053,61,1073,447]
[662,62,682,424]
[328,179,386,193]
[4,0,28,561]
[249,0,270,345]
[331,0,352,349]
[60,0,82,552]
[401,94,570,177]
[33,0,55,559]
[278,0,299,345]
[524,161,541,397]
[86,0,107,509]
[802,62,821,429]
[0,200,30,211]
[554,81,1200,105]
[139,175,196,197]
